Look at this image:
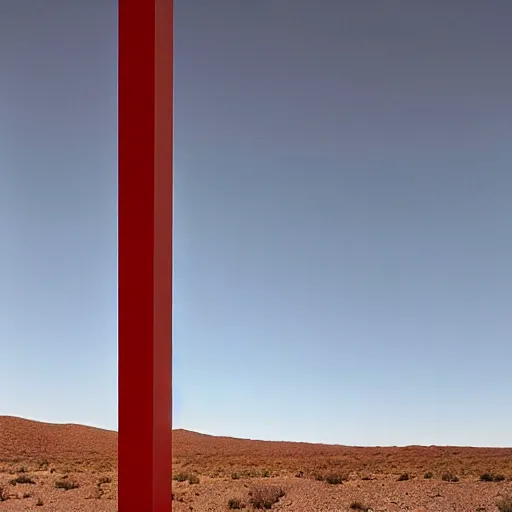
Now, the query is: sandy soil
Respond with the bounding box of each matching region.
[2,416,512,511]
[0,417,117,511]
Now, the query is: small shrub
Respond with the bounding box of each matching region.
[173,473,188,482]
[0,487,8,502]
[261,470,270,478]
[295,471,304,478]
[495,474,506,482]
[350,502,370,512]
[98,476,112,485]
[441,472,459,482]
[55,480,79,490]
[228,497,244,509]
[232,472,240,480]
[314,474,325,481]
[37,459,49,471]
[249,485,285,509]
[10,474,36,485]
[497,495,512,512]
[22,492,32,498]
[424,472,433,479]
[325,474,344,485]
[481,473,494,482]
[36,498,43,506]
[397,473,409,481]
[188,475,200,485]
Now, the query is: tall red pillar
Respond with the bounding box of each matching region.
[118,1,173,511]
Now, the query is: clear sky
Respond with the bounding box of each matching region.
[2,1,512,447]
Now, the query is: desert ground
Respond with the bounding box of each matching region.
[2,417,512,511]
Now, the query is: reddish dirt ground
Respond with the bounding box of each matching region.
[2,416,512,511]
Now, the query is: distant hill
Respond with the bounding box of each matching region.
[2,416,512,474]
[0,416,117,461]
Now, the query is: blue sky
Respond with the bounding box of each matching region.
[2,0,512,447]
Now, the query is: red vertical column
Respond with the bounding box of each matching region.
[118,1,173,511]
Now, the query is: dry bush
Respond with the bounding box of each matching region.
[350,502,370,512]
[55,479,79,490]
[188,474,200,485]
[228,497,245,509]
[325,474,344,485]
[173,472,188,482]
[497,495,512,512]
[397,473,409,481]
[424,471,433,479]
[249,485,285,509]
[482,472,506,482]
[441,472,459,482]
[10,474,36,485]
[0,487,9,502]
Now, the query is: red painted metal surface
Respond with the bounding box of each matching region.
[118,1,173,510]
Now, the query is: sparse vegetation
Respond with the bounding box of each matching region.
[314,473,325,481]
[36,498,44,506]
[325,474,344,485]
[98,476,112,484]
[397,473,409,481]
[350,502,370,512]
[481,472,505,482]
[424,471,433,479]
[249,485,285,509]
[55,479,80,490]
[37,459,49,471]
[0,486,8,502]
[10,474,36,485]
[232,472,240,480]
[188,474,200,485]
[228,497,244,509]
[173,472,189,482]
[497,494,512,512]
[441,472,459,482]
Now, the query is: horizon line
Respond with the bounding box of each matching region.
[3,415,511,450]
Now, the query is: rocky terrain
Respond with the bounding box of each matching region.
[1,416,512,511]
